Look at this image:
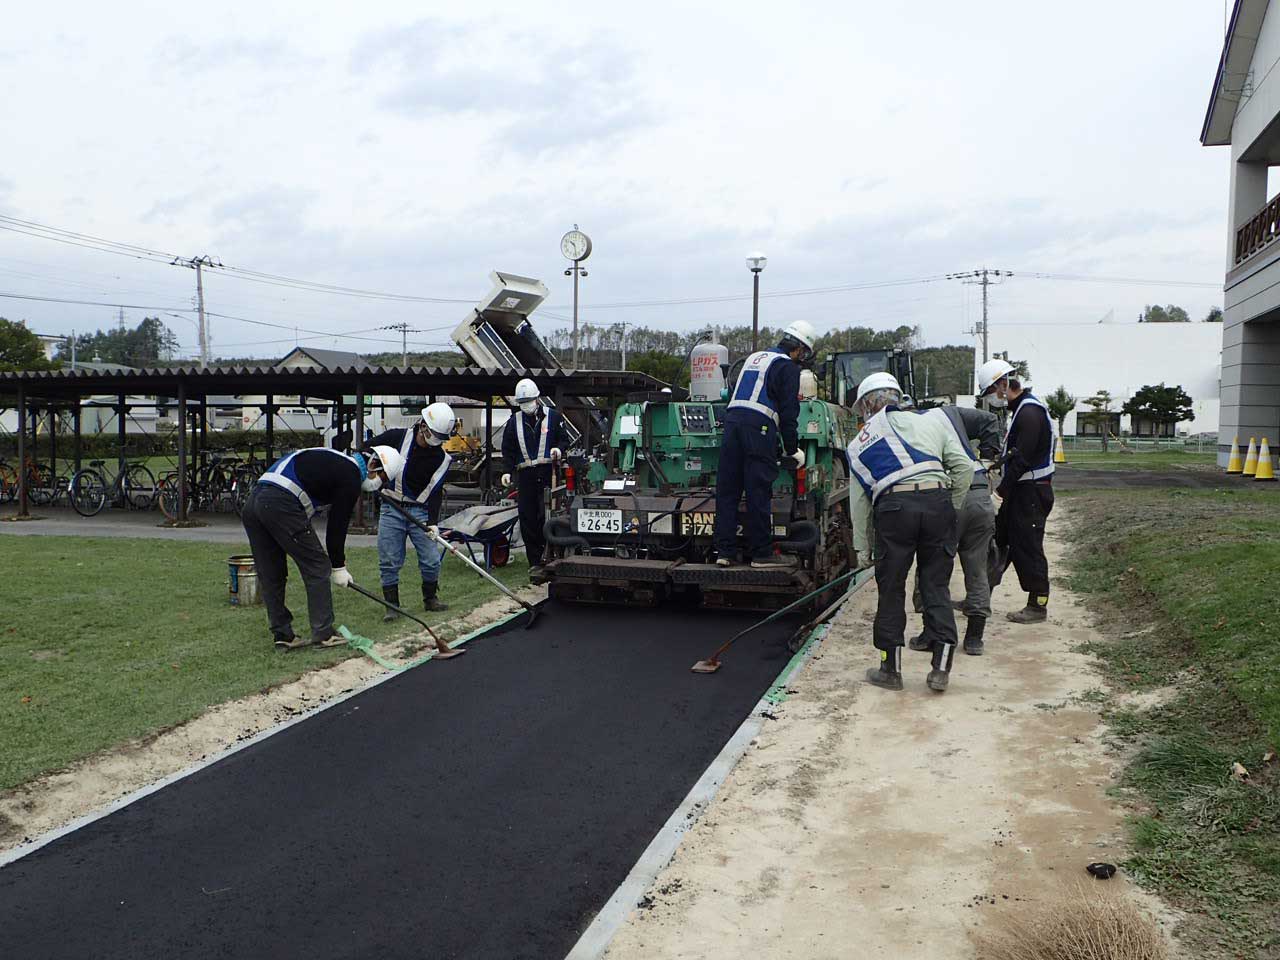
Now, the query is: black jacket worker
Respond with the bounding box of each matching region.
[713,320,816,568]
[500,378,569,573]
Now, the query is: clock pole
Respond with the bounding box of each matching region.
[572,266,580,368]
[561,225,592,369]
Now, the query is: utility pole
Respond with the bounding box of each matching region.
[619,321,629,371]
[380,323,422,368]
[173,254,221,368]
[946,268,1013,363]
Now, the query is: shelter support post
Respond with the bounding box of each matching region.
[16,385,28,517]
[72,405,81,474]
[117,394,127,497]
[265,394,274,463]
[177,381,188,522]
[355,380,365,527]
[48,407,57,481]
[484,395,492,493]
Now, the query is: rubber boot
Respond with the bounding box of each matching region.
[927,641,956,692]
[422,580,448,613]
[382,584,401,622]
[1007,593,1048,624]
[908,631,932,652]
[865,647,904,691]
[963,616,986,656]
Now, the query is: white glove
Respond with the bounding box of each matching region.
[501,473,512,487]
[550,447,563,462]
[330,566,354,588]
[790,449,805,469]
[426,524,440,538]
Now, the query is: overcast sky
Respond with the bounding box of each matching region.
[0,0,1234,360]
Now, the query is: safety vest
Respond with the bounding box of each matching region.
[514,408,556,469]
[727,349,788,424]
[259,448,354,517]
[1003,393,1055,482]
[848,408,944,503]
[926,407,985,479]
[393,429,453,504]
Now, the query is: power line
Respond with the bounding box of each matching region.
[947,269,1013,363]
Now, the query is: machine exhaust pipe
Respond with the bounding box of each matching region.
[776,520,819,556]
[545,516,590,552]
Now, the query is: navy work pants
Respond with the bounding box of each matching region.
[517,464,552,566]
[713,415,780,561]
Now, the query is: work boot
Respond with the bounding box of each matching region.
[382,584,401,622]
[951,599,964,612]
[714,556,735,568]
[927,641,957,692]
[1007,593,1048,624]
[528,565,546,581]
[963,616,986,656]
[865,648,904,691]
[422,580,448,613]
[272,633,307,651]
[908,632,933,652]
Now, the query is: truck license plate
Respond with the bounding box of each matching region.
[577,509,622,533]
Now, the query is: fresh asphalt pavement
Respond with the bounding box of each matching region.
[0,601,797,960]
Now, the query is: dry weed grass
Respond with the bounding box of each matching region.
[974,884,1167,960]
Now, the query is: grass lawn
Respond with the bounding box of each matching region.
[1058,448,1218,471]
[1065,488,1280,957]
[0,536,528,791]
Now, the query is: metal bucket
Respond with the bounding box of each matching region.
[228,555,262,606]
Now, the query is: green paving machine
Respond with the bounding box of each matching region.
[535,388,857,612]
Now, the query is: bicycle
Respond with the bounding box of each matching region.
[0,456,59,506]
[69,459,158,517]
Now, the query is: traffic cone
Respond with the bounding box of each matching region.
[1226,436,1243,473]
[1256,438,1276,481]
[1054,435,1067,464]
[1243,437,1259,476]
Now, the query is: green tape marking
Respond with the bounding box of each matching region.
[337,606,529,673]
[763,624,829,705]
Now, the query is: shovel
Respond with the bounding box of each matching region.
[691,567,863,674]
[379,490,541,630]
[346,580,465,659]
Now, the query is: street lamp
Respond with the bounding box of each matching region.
[746,252,767,351]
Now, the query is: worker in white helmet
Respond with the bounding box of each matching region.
[242,443,405,650]
[363,402,457,617]
[500,378,568,575]
[713,320,816,568]
[976,357,1056,624]
[847,372,974,692]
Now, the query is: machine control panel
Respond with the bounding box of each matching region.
[678,404,714,434]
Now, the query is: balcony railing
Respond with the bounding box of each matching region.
[1235,193,1280,265]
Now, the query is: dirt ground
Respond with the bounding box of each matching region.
[603,500,1181,959]
[0,585,545,851]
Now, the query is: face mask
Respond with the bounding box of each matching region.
[425,434,445,446]
[519,400,539,415]
[361,476,383,492]
[988,396,1007,409]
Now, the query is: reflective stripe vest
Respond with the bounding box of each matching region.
[926,407,985,479]
[1003,393,1055,482]
[258,448,353,517]
[848,408,945,503]
[727,349,788,424]
[515,408,558,469]
[392,430,453,504]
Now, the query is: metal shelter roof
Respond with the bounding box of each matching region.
[0,364,663,404]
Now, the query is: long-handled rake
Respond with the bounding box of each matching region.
[346,580,465,659]
[691,567,864,674]
[379,490,541,630]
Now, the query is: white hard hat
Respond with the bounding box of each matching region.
[854,372,903,405]
[798,369,819,399]
[782,320,817,351]
[422,401,456,442]
[976,358,1015,395]
[368,444,406,483]
[514,378,540,403]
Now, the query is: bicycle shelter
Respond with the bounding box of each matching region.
[0,363,658,522]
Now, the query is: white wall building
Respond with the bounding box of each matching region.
[982,322,1222,436]
[1202,0,1280,463]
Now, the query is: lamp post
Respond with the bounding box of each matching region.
[746,252,767,351]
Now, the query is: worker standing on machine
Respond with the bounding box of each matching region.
[907,403,1001,656]
[241,444,405,650]
[848,373,974,692]
[501,378,568,576]
[978,358,1056,624]
[713,320,816,568]
[363,402,456,619]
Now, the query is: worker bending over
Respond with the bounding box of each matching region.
[241,445,405,650]
[978,358,1056,624]
[848,373,974,692]
[907,403,1001,656]
[501,378,568,575]
[364,402,456,619]
[713,320,816,568]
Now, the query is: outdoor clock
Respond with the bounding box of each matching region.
[560,228,592,262]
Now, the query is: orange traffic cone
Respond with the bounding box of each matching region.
[1054,435,1067,464]
[1256,438,1276,481]
[1226,436,1243,473]
[1243,437,1259,476]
